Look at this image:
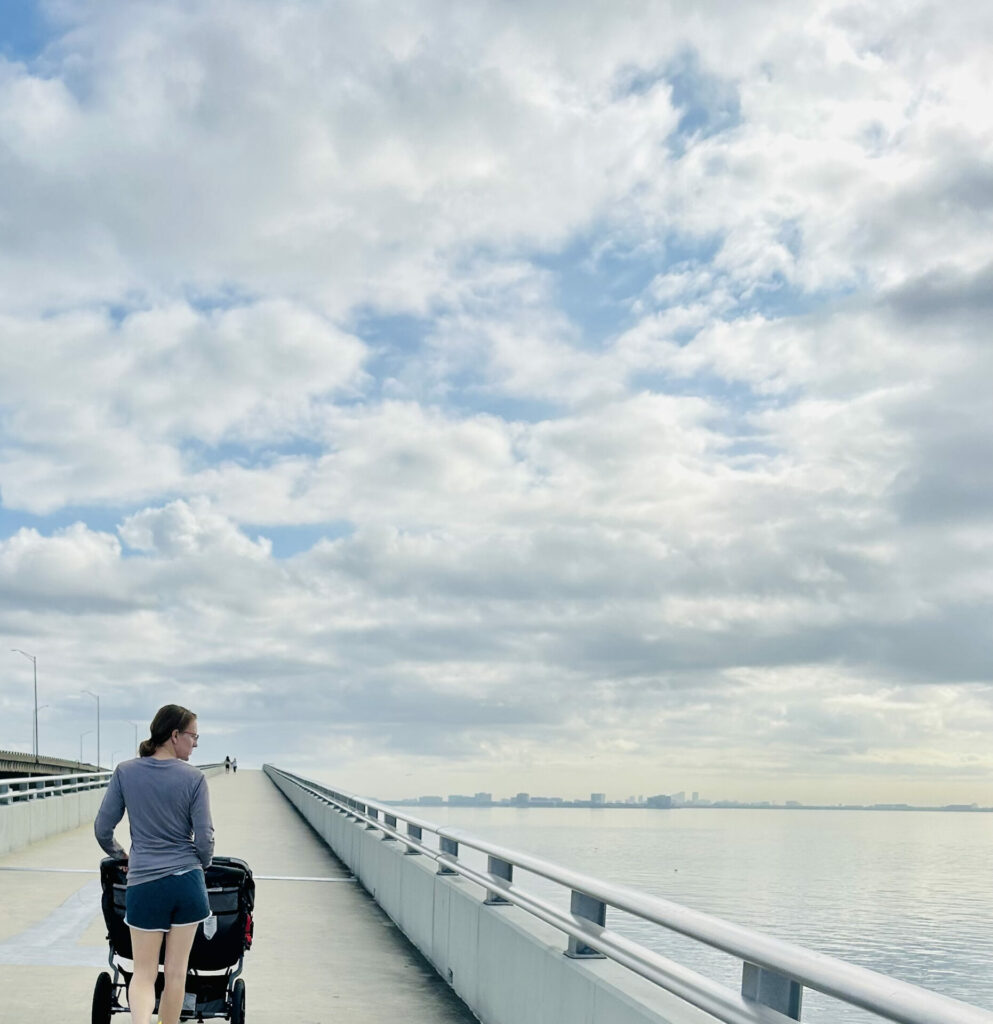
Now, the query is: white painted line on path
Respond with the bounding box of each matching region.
[0,865,355,882]
[0,865,96,873]
[255,874,357,882]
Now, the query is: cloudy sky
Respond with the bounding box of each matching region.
[1,0,990,805]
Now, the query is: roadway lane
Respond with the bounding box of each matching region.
[0,768,475,1023]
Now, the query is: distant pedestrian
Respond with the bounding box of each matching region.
[94,704,215,1024]
[224,755,231,773]
[232,757,238,774]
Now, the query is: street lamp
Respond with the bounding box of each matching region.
[80,730,93,764]
[129,721,141,756]
[82,690,101,769]
[11,649,38,760]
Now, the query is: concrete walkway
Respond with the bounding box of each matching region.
[0,768,476,1023]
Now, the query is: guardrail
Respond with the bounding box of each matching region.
[265,765,993,1024]
[0,762,225,806]
[0,770,113,805]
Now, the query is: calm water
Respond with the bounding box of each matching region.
[421,807,993,1024]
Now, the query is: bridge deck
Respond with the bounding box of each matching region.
[0,768,475,1023]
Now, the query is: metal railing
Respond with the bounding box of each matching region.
[0,769,113,805]
[0,762,225,806]
[265,765,993,1024]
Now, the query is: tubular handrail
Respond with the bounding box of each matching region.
[265,765,993,1024]
[0,769,113,804]
[0,762,225,805]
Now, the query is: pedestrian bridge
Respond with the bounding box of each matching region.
[0,765,990,1024]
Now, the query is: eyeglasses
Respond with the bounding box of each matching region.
[181,731,199,741]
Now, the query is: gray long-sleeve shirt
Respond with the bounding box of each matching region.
[94,757,214,886]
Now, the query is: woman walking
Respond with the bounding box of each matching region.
[95,705,215,1024]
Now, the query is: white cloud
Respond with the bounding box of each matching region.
[0,300,366,511]
[119,498,271,559]
[0,523,121,597]
[0,1,990,804]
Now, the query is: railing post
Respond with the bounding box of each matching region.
[437,836,458,875]
[484,855,512,904]
[565,890,607,959]
[0,782,8,806]
[405,823,422,855]
[742,963,803,1020]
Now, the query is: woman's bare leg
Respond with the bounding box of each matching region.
[128,928,163,1024]
[158,922,198,1024]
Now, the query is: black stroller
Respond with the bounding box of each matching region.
[92,857,255,1024]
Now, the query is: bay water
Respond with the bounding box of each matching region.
[424,806,993,1023]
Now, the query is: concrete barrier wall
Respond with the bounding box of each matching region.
[266,768,713,1024]
[0,764,226,858]
[0,786,108,857]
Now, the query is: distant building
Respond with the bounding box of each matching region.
[418,795,444,806]
[530,796,564,807]
[670,791,685,806]
[647,794,672,808]
[692,792,699,803]
[591,792,606,805]
[447,793,492,806]
[512,792,530,806]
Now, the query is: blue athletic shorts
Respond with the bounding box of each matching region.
[125,868,210,932]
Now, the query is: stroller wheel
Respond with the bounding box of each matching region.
[92,971,114,1024]
[230,977,246,1024]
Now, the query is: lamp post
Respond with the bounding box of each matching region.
[82,690,101,769]
[11,649,38,760]
[129,721,141,756]
[80,730,93,764]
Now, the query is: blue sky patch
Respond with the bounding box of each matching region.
[350,309,435,389]
[617,48,741,157]
[738,276,859,320]
[183,284,260,316]
[666,50,741,145]
[180,437,328,471]
[252,521,355,558]
[450,391,561,425]
[0,502,135,543]
[533,230,724,346]
[0,0,53,63]
[534,236,660,346]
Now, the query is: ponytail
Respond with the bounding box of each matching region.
[139,704,196,757]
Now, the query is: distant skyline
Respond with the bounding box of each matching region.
[1,2,991,806]
[375,789,989,811]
